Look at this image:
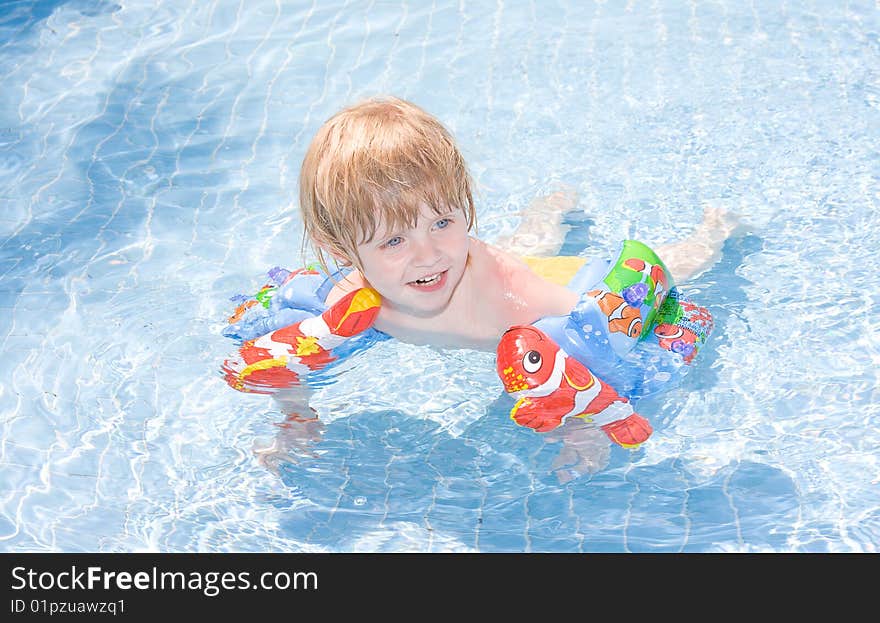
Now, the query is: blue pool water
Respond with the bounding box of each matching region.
[1,0,878,552]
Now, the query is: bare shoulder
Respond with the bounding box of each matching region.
[474,237,568,290]
[323,269,367,307]
[469,237,533,283]
[472,237,579,320]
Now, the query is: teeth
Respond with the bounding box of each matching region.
[414,273,441,285]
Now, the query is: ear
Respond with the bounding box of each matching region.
[316,241,354,268]
[330,252,353,267]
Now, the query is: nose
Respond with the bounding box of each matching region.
[410,235,441,267]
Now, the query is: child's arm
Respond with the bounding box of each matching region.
[223,286,381,472]
[655,207,741,283]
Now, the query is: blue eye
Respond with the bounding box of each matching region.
[435,218,450,229]
[385,236,403,248]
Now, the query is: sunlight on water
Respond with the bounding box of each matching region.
[1,0,879,552]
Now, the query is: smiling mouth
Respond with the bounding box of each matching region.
[407,270,448,289]
[411,272,443,285]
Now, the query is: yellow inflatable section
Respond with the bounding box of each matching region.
[520,255,587,286]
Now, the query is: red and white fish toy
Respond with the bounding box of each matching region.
[223,287,381,393]
[496,325,653,448]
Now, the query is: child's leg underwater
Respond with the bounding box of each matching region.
[655,206,742,283]
[495,184,579,257]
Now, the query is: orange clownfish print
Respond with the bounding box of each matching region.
[222,287,381,393]
[496,326,653,448]
[654,323,699,363]
[587,289,643,338]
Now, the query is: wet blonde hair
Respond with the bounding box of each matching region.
[299,96,476,271]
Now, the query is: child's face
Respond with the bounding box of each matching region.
[353,203,470,318]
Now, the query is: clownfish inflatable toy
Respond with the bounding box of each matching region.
[496,240,714,450]
[497,326,653,447]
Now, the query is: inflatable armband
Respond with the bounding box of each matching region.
[222,267,382,393]
[497,240,713,448]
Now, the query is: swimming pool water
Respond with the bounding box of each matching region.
[1,0,879,552]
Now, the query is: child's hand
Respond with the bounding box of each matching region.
[253,412,325,475]
[545,418,611,484]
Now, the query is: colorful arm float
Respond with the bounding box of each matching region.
[496,240,714,448]
[221,266,383,394]
[224,266,333,342]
